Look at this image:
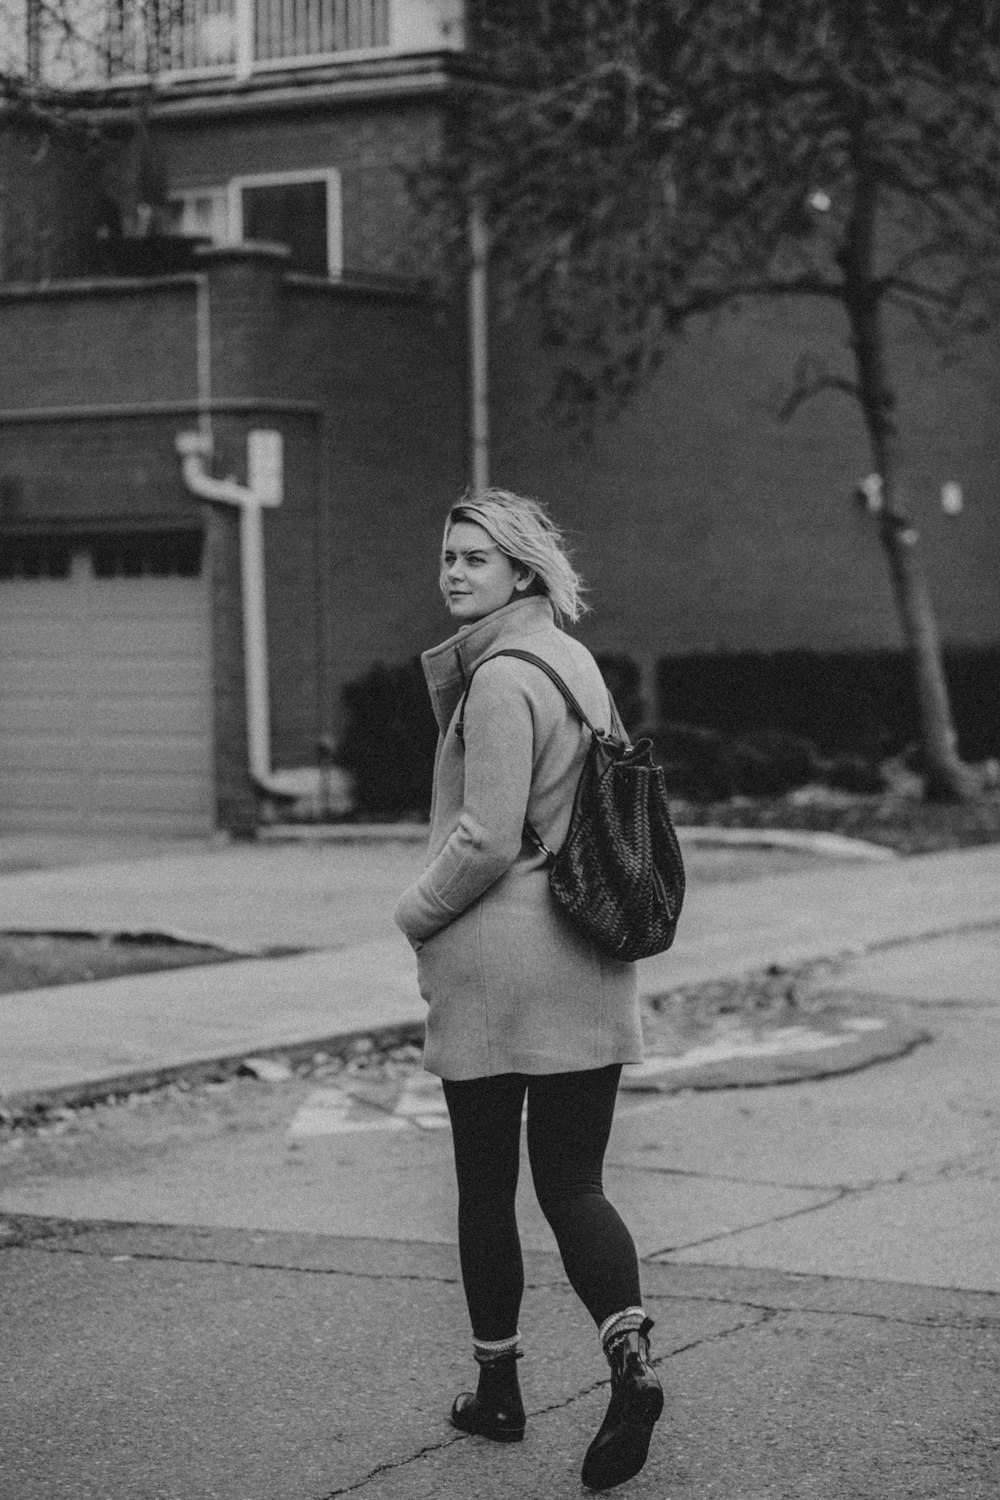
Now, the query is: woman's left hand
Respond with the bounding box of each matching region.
[394,885,427,948]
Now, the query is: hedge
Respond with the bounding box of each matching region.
[337,645,1000,816]
[656,646,1000,763]
[335,658,437,818]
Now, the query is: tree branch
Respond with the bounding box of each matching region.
[669,273,843,321]
[778,371,859,422]
[880,274,968,310]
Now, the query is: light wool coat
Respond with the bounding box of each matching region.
[394,596,643,1081]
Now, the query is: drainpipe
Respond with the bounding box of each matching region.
[175,427,283,786]
[468,203,490,493]
[195,275,213,443]
[233,0,254,79]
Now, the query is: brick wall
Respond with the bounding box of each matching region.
[203,500,256,833]
[0,255,467,828]
[149,98,443,277]
[0,122,106,283]
[185,246,467,742]
[3,93,443,286]
[488,293,1000,683]
[0,280,199,407]
[0,414,200,524]
[275,278,467,727]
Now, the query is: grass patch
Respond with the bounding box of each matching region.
[672,789,1000,855]
[0,931,234,996]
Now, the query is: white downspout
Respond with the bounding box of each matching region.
[195,275,212,443]
[468,203,490,493]
[175,428,283,786]
[233,0,254,79]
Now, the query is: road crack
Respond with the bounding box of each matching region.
[310,1311,768,1498]
[610,1159,903,1193]
[647,1182,860,1257]
[645,1285,1000,1331]
[639,1156,998,1259]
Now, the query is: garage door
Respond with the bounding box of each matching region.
[0,533,213,835]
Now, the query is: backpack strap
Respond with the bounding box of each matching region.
[454,649,619,867]
[455,648,602,742]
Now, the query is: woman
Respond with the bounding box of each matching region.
[394,489,663,1492]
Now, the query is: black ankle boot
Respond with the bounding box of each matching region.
[581,1318,663,1491]
[450,1350,526,1443]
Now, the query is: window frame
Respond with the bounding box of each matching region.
[169,168,343,278]
[228,168,344,278]
[169,186,231,243]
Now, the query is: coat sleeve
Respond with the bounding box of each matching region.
[393,660,534,944]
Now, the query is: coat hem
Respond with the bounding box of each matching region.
[422,1050,645,1083]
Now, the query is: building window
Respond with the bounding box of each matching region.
[170,188,230,243]
[170,169,342,277]
[0,531,204,580]
[231,170,342,276]
[90,530,204,578]
[0,535,72,579]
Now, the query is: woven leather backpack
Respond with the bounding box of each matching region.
[457,649,685,962]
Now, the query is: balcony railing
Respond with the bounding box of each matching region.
[0,0,462,88]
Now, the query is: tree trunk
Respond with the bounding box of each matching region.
[848,289,978,800]
[876,509,981,800]
[838,144,978,802]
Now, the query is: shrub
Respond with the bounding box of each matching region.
[337,658,437,818]
[338,644,989,814]
[650,722,821,801]
[649,723,735,801]
[594,653,645,735]
[339,650,649,816]
[824,755,887,794]
[733,729,820,793]
[657,646,1000,762]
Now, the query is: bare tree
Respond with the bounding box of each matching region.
[443,0,1000,799]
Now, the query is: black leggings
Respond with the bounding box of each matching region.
[442,1066,642,1342]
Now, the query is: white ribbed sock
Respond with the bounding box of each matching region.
[598,1306,646,1350]
[472,1330,522,1364]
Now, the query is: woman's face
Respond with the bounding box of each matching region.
[441,521,529,623]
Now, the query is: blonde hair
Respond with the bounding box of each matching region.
[443,488,588,627]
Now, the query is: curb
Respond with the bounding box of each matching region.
[0,1002,927,1123]
[0,1021,426,1121]
[673,826,896,860]
[0,925,273,959]
[257,821,896,860]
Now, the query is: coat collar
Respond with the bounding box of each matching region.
[421,596,556,732]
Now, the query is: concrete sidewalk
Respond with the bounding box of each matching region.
[1,834,999,1104]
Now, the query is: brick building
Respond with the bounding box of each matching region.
[1,0,999,834]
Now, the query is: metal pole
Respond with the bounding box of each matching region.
[467,203,490,494]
